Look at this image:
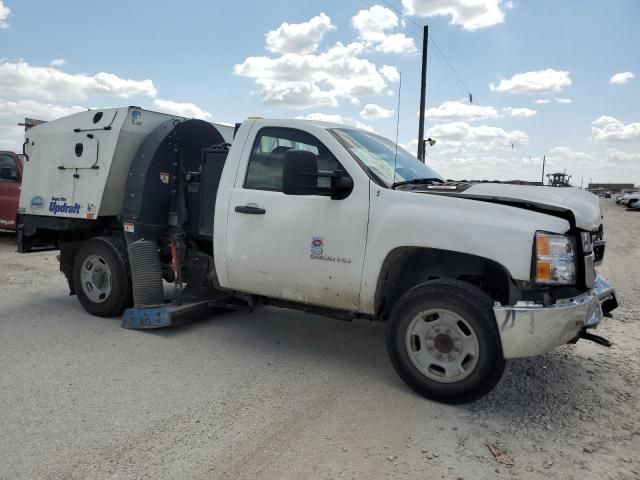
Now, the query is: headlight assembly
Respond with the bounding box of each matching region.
[534,232,576,285]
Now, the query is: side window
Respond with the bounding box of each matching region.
[0,155,19,181]
[244,127,342,192]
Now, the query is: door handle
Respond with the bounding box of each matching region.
[235,205,266,215]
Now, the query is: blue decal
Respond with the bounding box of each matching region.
[131,110,142,125]
[30,196,45,212]
[311,237,324,256]
[49,196,81,215]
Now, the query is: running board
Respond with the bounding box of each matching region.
[121,296,249,329]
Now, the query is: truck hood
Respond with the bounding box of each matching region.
[419,183,602,231]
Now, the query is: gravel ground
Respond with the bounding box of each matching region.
[0,199,638,480]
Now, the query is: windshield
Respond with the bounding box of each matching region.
[330,128,443,187]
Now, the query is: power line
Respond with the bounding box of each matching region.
[356,0,523,152]
[375,0,473,99]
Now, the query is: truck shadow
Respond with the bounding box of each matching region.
[146,306,401,387]
[146,306,605,420]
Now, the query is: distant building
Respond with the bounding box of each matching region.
[587,183,635,192]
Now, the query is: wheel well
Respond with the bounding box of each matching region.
[374,247,513,320]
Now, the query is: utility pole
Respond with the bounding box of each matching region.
[417,25,429,162]
[541,155,546,185]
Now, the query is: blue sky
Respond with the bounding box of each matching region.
[1,0,638,183]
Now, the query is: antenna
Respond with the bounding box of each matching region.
[393,72,402,186]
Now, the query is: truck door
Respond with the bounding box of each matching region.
[225,127,369,311]
[0,153,21,230]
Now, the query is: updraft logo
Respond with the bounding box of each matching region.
[49,196,81,215]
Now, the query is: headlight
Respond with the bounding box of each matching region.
[534,232,576,285]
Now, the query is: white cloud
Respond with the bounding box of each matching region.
[360,103,394,120]
[427,121,528,155]
[353,5,398,32]
[295,112,344,123]
[534,99,550,104]
[555,98,571,104]
[265,13,335,55]
[0,99,88,152]
[502,107,537,118]
[380,65,400,83]
[0,99,85,120]
[403,122,530,181]
[352,6,416,54]
[0,60,157,101]
[601,148,640,164]
[426,100,498,122]
[350,97,361,105]
[403,139,640,183]
[49,58,66,68]
[0,1,10,29]
[352,120,375,132]
[591,116,640,142]
[402,0,507,31]
[547,146,640,181]
[234,38,391,109]
[152,98,212,120]
[609,71,634,85]
[547,146,594,166]
[490,69,571,95]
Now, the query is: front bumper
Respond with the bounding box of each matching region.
[494,274,618,358]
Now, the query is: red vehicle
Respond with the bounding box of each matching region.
[0,151,23,230]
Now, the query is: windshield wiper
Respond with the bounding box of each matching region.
[391,177,445,189]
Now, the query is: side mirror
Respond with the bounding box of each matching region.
[282,150,319,196]
[282,149,354,199]
[0,167,16,181]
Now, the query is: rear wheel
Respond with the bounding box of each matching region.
[385,279,505,404]
[73,237,132,317]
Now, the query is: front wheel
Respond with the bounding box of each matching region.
[385,279,505,404]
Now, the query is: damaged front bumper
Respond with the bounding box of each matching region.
[494,274,618,359]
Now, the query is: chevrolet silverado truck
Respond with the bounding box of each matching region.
[0,151,23,230]
[17,107,618,403]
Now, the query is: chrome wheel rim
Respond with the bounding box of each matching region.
[80,254,112,304]
[405,308,479,383]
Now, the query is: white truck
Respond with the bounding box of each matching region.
[18,107,618,404]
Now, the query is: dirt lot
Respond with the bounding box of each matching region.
[1,200,638,480]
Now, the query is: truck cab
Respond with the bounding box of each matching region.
[0,151,23,230]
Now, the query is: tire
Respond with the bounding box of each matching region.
[628,199,639,208]
[72,236,132,317]
[385,279,505,404]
